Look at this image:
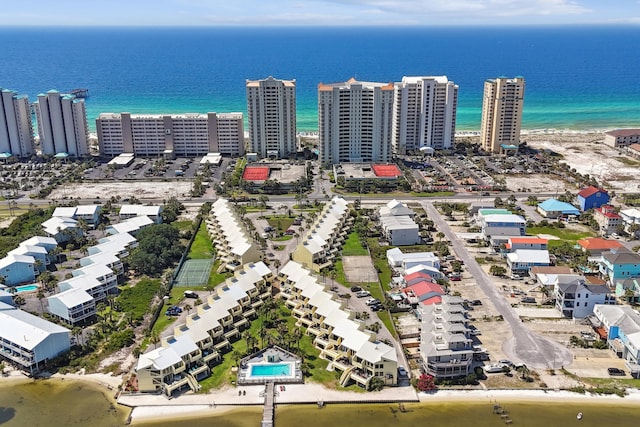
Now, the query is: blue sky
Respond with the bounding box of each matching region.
[2,0,639,26]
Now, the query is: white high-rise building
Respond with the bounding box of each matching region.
[318,78,394,165]
[480,77,525,153]
[96,112,244,157]
[246,76,296,159]
[392,76,458,154]
[35,90,89,157]
[0,88,35,157]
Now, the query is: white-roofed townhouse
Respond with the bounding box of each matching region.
[135,262,273,394]
[80,251,124,275]
[53,205,102,227]
[47,288,96,325]
[378,200,421,246]
[417,295,473,379]
[72,263,118,295]
[0,254,36,286]
[105,215,154,236]
[278,261,398,388]
[41,216,82,243]
[97,231,138,249]
[119,204,163,224]
[207,199,261,271]
[22,236,58,253]
[0,301,70,375]
[58,275,111,303]
[593,304,640,377]
[292,197,352,272]
[8,244,48,273]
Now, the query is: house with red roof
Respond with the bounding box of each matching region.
[505,237,548,252]
[577,186,609,211]
[593,205,622,236]
[577,237,624,255]
[402,281,444,306]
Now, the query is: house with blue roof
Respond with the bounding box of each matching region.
[537,199,580,219]
[577,186,609,211]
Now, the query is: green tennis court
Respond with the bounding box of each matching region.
[174,259,214,287]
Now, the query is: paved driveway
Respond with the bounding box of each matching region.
[421,201,573,370]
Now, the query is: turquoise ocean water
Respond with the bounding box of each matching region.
[1,26,640,132]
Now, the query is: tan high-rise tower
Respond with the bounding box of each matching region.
[480,77,525,153]
[246,76,296,159]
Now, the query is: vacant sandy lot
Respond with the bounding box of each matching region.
[49,181,193,200]
[523,132,640,193]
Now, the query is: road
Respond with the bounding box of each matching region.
[420,201,573,370]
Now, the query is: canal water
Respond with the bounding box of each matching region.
[1,379,639,427]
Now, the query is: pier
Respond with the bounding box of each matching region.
[261,381,276,427]
[70,88,89,98]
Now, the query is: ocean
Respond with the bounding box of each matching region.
[1,26,640,132]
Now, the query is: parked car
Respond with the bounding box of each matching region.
[355,290,371,298]
[470,300,483,306]
[499,359,514,367]
[449,275,462,282]
[366,298,380,306]
[351,286,363,292]
[469,329,481,336]
[184,290,198,298]
[371,304,382,312]
[510,275,523,280]
[485,364,507,373]
[521,297,536,304]
[608,367,625,376]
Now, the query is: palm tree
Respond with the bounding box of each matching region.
[516,364,530,380]
[184,303,192,315]
[36,288,46,313]
[150,330,161,349]
[72,326,83,347]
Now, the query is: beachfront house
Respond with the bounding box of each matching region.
[417,295,474,379]
[593,304,640,378]
[603,129,640,148]
[0,301,70,375]
[41,216,82,243]
[620,208,640,238]
[8,244,48,273]
[47,288,96,325]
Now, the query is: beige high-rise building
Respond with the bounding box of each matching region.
[96,112,244,157]
[246,76,296,159]
[318,78,394,165]
[0,88,35,157]
[392,76,458,154]
[480,77,525,153]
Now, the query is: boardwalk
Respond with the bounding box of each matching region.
[261,382,275,427]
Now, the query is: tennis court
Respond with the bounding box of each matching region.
[174,259,214,287]
[372,164,401,177]
[242,166,270,181]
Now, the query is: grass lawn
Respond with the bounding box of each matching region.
[171,220,193,232]
[342,231,369,256]
[208,259,230,287]
[0,204,32,219]
[583,377,640,388]
[527,226,595,247]
[266,216,295,232]
[272,234,293,242]
[188,223,214,259]
[410,191,456,197]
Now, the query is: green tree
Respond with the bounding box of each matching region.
[368,376,385,391]
[489,265,507,276]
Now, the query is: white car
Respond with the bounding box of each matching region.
[485,364,507,373]
[365,298,380,306]
[355,290,371,298]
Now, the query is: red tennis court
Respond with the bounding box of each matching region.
[242,166,270,181]
[372,164,401,177]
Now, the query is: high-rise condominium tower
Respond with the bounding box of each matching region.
[35,90,89,157]
[318,78,394,165]
[480,77,525,153]
[392,76,458,154]
[246,76,296,159]
[0,88,35,157]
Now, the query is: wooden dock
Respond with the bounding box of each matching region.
[261,382,275,427]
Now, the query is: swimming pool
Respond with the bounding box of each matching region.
[15,284,39,293]
[249,363,292,378]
